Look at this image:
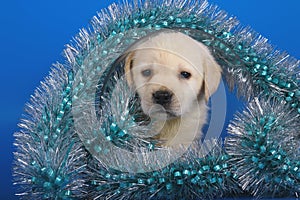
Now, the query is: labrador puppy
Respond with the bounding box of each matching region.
[125,31,221,147]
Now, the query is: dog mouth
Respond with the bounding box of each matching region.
[164,110,177,118]
[147,104,178,119]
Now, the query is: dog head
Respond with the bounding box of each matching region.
[125,32,221,119]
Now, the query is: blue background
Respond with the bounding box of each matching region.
[1,0,299,199]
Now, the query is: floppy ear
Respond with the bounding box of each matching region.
[124,51,135,87]
[203,50,222,102]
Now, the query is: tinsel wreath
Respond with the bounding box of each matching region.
[13,0,300,199]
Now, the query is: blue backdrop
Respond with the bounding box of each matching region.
[1,0,299,199]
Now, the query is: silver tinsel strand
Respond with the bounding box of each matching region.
[86,139,240,200]
[226,98,300,197]
[14,0,299,199]
[13,66,88,199]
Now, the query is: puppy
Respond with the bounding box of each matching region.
[125,31,221,147]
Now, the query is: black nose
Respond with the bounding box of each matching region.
[152,90,172,106]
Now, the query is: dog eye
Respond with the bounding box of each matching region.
[141,69,152,77]
[180,71,191,79]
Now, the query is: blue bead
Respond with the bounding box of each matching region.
[106,136,113,141]
[255,64,261,69]
[110,123,119,133]
[272,78,279,84]
[258,163,265,169]
[274,177,281,183]
[137,178,145,184]
[117,130,127,137]
[213,165,221,171]
[105,173,111,179]
[293,166,299,172]
[149,186,157,193]
[175,18,182,23]
[166,183,172,190]
[120,182,128,188]
[295,90,300,97]
[251,156,259,163]
[202,165,210,171]
[168,16,174,21]
[182,169,191,176]
[176,179,183,185]
[261,71,267,76]
[54,176,63,185]
[275,154,282,160]
[191,175,200,184]
[222,163,228,169]
[285,96,292,102]
[120,173,127,180]
[174,171,181,177]
[31,176,37,183]
[282,164,288,171]
[147,178,155,185]
[159,177,165,184]
[209,177,217,183]
[140,18,146,24]
[43,182,52,189]
[260,145,266,153]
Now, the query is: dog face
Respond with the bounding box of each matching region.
[125,32,221,119]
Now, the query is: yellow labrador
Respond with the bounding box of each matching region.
[125,31,221,147]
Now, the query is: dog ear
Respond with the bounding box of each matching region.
[203,49,222,102]
[124,51,135,87]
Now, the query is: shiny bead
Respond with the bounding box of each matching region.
[149,186,157,193]
[175,18,182,23]
[261,71,267,76]
[43,182,52,189]
[166,183,172,190]
[272,78,279,84]
[285,96,292,102]
[140,18,146,24]
[251,156,259,163]
[260,145,266,153]
[31,176,37,183]
[258,163,265,169]
[147,178,155,185]
[159,177,166,183]
[137,178,145,184]
[209,177,217,183]
[183,169,191,176]
[177,179,183,185]
[202,165,210,171]
[105,173,111,179]
[174,171,181,177]
[213,165,221,171]
[117,130,127,137]
[55,176,63,185]
[255,64,261,69]
[295,90,300,97]
[191,175,200,184]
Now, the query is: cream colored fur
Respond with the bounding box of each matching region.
[125,31,221,147]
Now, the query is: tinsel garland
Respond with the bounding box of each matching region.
[13,0,299,199]
[86,140,240,200]
[226,98,300,197]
